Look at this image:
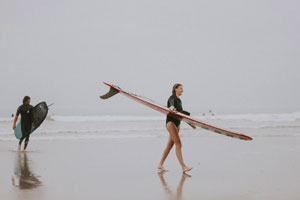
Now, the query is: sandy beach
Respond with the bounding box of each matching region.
[1,136,299,200]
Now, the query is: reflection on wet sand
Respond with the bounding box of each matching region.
[12,152,42,190]
[158,171,191,200]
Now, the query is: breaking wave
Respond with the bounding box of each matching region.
[1,112,299,123]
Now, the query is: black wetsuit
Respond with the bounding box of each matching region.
[166,95,190,127]
[16,104,33,149]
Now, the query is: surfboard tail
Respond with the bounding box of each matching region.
[100,83,119,99]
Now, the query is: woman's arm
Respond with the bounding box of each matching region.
[181,111,190,115]
[168,96,176,111]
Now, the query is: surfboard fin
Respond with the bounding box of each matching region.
[100,86,119,99]
[187,123,197,129]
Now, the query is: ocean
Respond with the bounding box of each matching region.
[1,112,300,141]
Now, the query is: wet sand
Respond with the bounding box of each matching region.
[0,137,299,200]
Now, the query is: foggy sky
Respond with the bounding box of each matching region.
[0,0,299,116]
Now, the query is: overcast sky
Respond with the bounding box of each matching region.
[0,0,299,116]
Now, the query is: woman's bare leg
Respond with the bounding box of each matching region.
[166,122,192,172]
[158,136,174,170]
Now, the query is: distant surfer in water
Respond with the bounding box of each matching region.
[158,84,192,173]
[12,96,33,151]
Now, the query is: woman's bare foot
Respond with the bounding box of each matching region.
[182,166,192,173]
[157,165,168,172]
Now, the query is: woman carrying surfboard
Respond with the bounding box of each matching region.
[157,84,192,173]
[12,96,33,151]
[100,82,252,172]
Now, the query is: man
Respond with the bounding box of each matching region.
[12,96,33,151]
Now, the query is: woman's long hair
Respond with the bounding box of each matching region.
[172,83,182,95]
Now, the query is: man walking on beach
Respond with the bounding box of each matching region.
[12,96,33,151]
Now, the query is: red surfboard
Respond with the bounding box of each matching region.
[100,82,253,141]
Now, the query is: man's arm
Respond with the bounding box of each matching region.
[13,115,18,130]
[13,107,20,130]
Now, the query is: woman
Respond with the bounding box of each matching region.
[158,84,192,173]
[12,96,33,151]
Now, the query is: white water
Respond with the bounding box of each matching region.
[1,112,300,141]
